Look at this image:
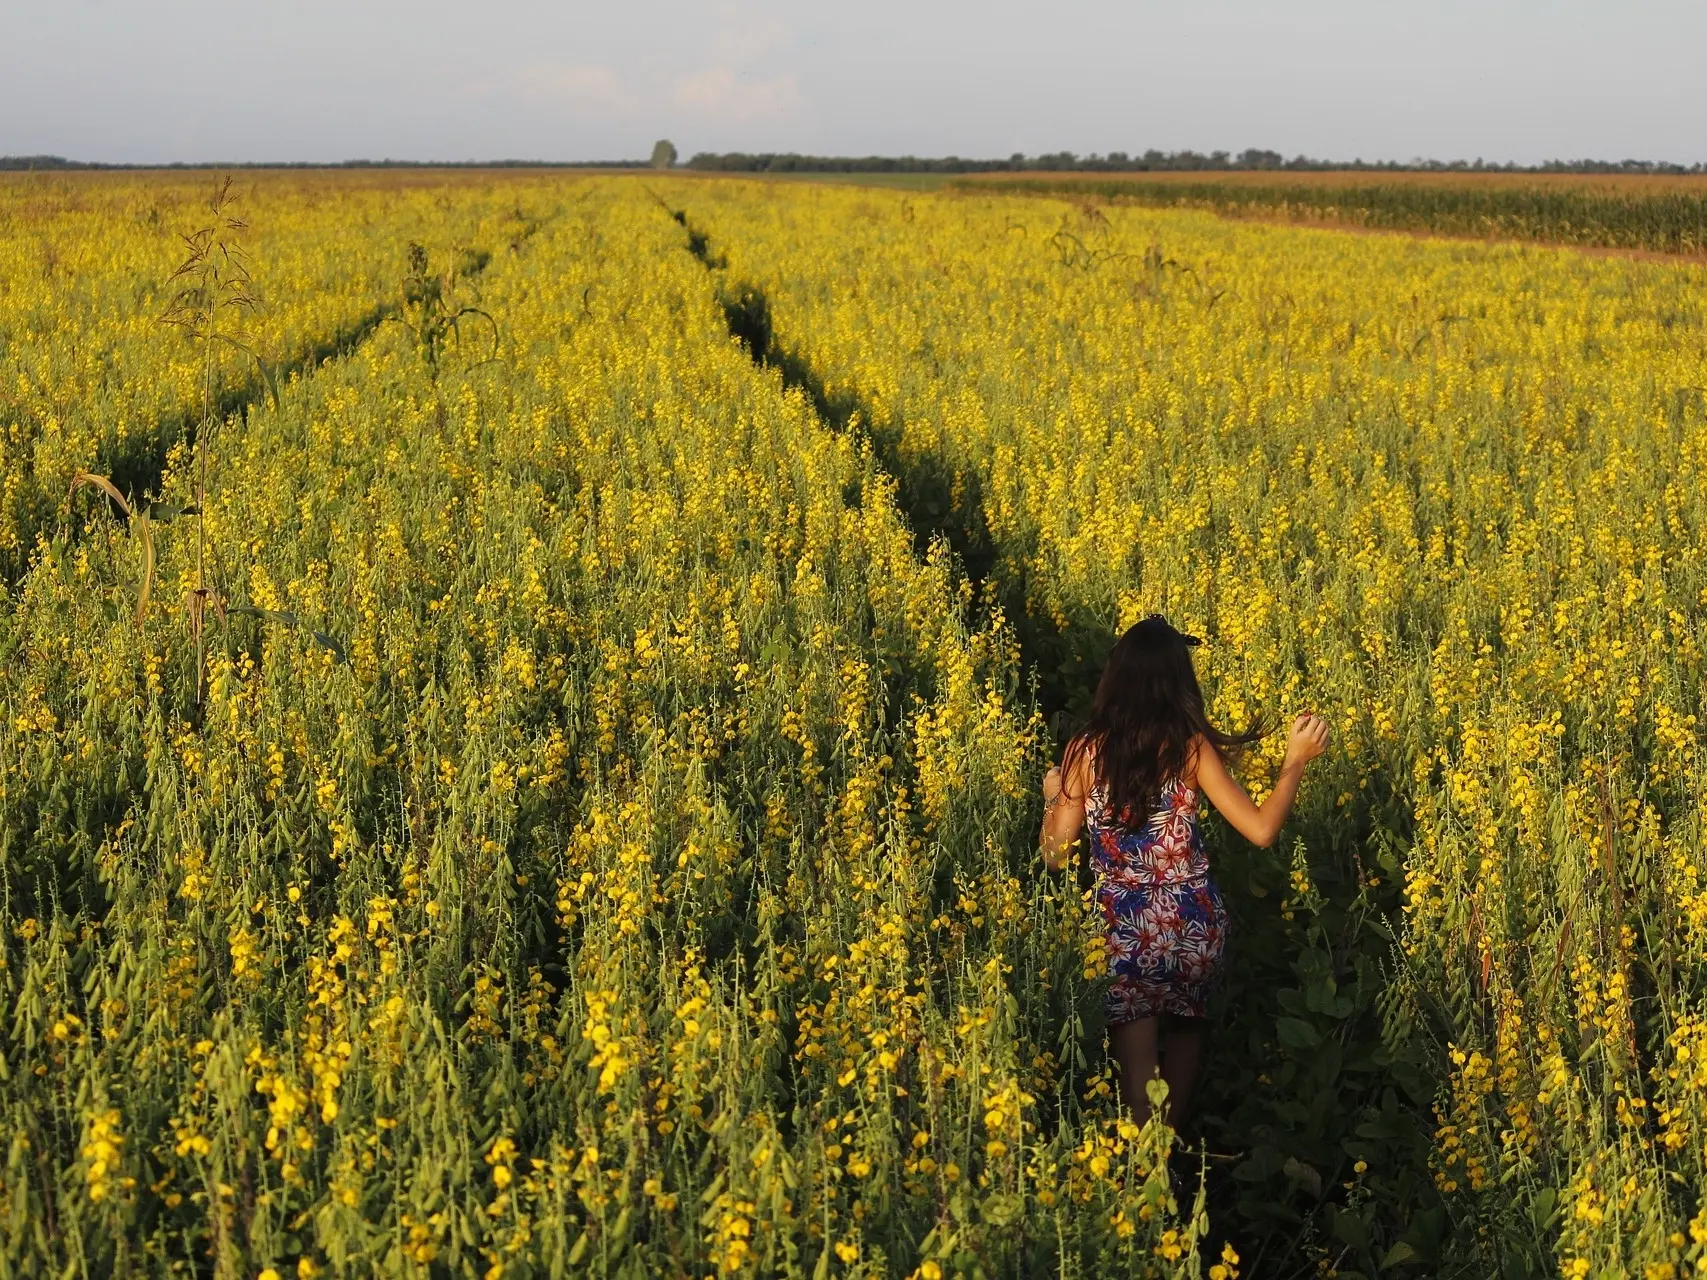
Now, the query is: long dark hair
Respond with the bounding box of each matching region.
[1061,615,1263,824]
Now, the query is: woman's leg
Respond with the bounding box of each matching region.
[1109,1017,1161,1124]
[1159,1016,1207,1129]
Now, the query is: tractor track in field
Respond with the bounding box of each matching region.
[667,204,1100,730]
[16,211,557,590]
[665,202,1455,1278]
[670,206,989,566]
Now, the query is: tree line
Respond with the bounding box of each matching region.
[684,150,1707,174]
[8,150,1704,175]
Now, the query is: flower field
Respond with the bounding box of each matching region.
[1,170,1704,1278]
[0,172,547,575]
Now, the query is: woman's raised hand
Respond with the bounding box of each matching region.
[1043,765,1063,803]
[1284,713,1331,767]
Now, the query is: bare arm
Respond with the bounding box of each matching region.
[1040,750,1093,871]
[1192,714,1330,848]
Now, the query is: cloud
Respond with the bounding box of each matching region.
[673,67,806,125]
[513,63,635,113]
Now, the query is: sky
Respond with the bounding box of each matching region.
[5,0,1705,166]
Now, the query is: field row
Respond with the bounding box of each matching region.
[0,180,1209,1277]
[680,179,1707,1277]
[0,173,551,577]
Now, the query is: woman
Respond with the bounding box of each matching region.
[1040,615,1330,1128]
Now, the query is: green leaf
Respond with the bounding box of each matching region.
[1530,1186,1558,1230]
[228,604,301,627]
[1276,1016,1321,1049]
[146,503,200,521]
[1380,1241,1419,1269]
[1333,1209,1371,1250]
[223,604,346,663]
[609,1204,631,1250]
[1305,971,1339,1013]
[255,353,281,411]
[310,630,349,664]
[1282,1156,1322,1198]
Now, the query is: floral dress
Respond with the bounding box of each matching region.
[1086,776,1228,1023]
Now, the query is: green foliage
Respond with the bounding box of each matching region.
[961,177,1707,255]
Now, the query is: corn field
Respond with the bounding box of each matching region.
[1,170,1704,1280]
[952,173,1707,256]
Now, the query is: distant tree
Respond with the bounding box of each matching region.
[0,155,83,171]
[650,140,677,169]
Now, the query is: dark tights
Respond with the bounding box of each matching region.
[1110,1015,1207,1129]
